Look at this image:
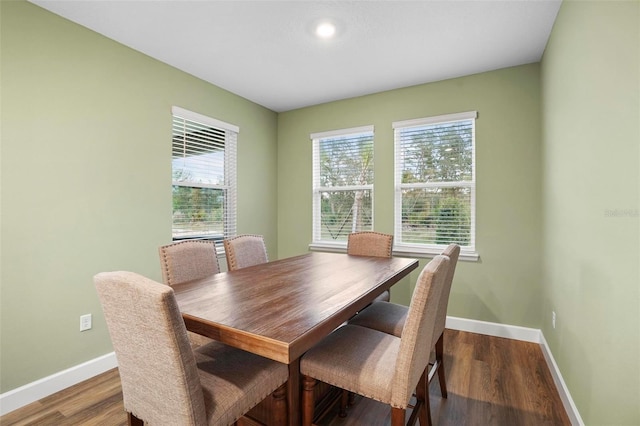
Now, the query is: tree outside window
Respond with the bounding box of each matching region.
[312,126,374,244]
[394,112,476,253]
[171,107,237,242]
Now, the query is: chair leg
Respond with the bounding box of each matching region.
[340,389,349,417]
[415,369,432,426]
[127,412,144,426]
[435,333,447,398]
[272,382,288,425]
[348,391,355,406]
[391,406,406,426]
[302,375,317,426]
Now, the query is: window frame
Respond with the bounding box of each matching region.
[171,106,238,247]
[309,125,375,251]
[393,111,479,261]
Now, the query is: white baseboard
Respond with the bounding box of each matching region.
[446,316,584,426]
[446,316,544,343]
[0,352,117,416]
[538,333,585,426]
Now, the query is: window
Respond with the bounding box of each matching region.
[171,106,237,243]
[311,126,374,248]
[393,111,477,260]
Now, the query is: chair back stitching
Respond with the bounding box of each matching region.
[94,271,207,424]
[158,240,219,286]
[347,231,394,258]
[390,255,449,407]
[435,244,460,337]
[223,234,267,271]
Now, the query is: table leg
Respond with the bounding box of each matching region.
[288,359,301,426]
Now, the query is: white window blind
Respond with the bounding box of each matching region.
[171,107,237,244]
[311,126,374,245]
[394,111,477,258]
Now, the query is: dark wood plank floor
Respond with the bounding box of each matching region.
[0,330,571,426]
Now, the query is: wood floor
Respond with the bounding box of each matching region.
[1,330,571,426]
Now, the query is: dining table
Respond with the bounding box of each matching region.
[173,251,419,426]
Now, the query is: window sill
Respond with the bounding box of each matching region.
[392,246,479,262]
[309,242,479,262]
[309,242,347,253]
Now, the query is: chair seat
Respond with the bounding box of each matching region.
[300,325,402,407]
[95,271,288,426]
[348,301,407,337]
[301,255,450,426]
[195,342,289,425]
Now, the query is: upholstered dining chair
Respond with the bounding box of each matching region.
[94,271,288,426]
[158,240,220,286]
[223,234,268,271]
[300,255,450,426]
[158,240,221,348]
[347,231,394,303]
[349,243,461,401]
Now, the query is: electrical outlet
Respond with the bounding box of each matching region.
[552,311,556,329]
[80,314,92,332]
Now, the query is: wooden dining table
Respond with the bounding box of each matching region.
[173,251,419,426]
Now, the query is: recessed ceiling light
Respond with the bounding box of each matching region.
[315,22,336,39]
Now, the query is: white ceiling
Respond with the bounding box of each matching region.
[29,0,561,112]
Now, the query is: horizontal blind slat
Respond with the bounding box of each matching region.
[172,109,237,240]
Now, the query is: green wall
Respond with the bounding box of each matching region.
[0,1,278,392]
[541,1,640,424]
[277,64,543,324]
[4,1,639,423]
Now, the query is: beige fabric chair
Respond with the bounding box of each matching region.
[158,240,220,286]
[300,255,450,426]
[94,271,288,426]
[347,231,394,303]
[223,234,268,271]
[158,240,222,348]
[347,231,394,258]
[349,243,461,399]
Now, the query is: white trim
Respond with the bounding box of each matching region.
[393,246,479,262]
[308,243,479,262]
[392,110,477,129]
[539,333,585,426]
[446,316,584,425]
[446,316,542,342]
[0,352,117,416]
[171,106,239,133]
[309,242,347,253]
[310,125,374,140]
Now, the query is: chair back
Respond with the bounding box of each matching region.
[435,243,460,338]
[347,232,393,258]
[158,240,220,286]
[223,234,268,271]
[94,271,207,425]
[391,255,449,407]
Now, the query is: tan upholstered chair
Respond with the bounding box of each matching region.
[349,243,461,400]
[158,240,220,286]
[300,255,450,426]
[347,231,394,302]
[158,240,221,348]
[223,234,268,271]
[347,231,394,257]
[94,271,288,426]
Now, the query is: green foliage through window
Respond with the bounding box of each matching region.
[313,127,374,243]
[395,112,476,250]
[172,109,237,241]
